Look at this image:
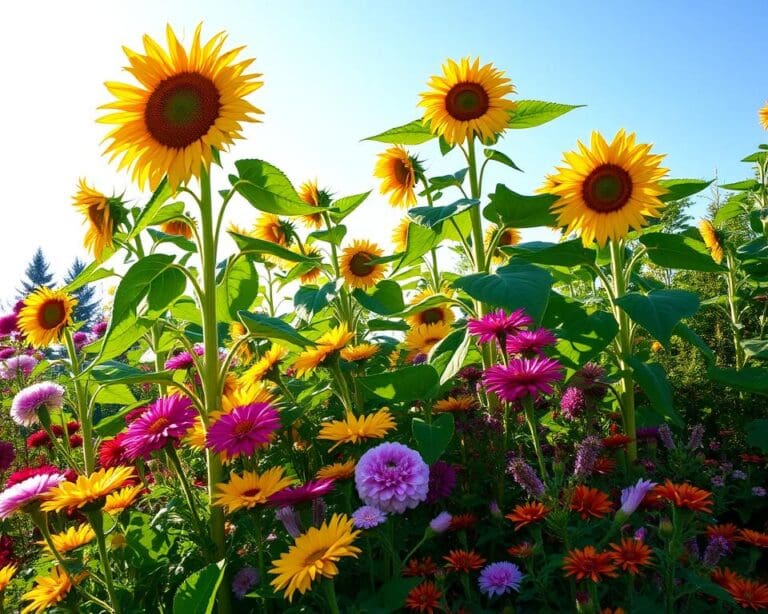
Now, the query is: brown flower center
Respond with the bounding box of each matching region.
[242,487,261,498]
[392,158,413,187]
[87,202,107,228]
[303,547,327,568]
[38,299,67,330]
[499,230,517,246]
[144,72,221,149]
[349,252,374,277]
[147,417,170,434]
[419,308,444,325]
[581,164,633,213]
[233,419,254,438]
[445,82,490,121]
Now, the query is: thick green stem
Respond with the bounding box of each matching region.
[64,328,95,474]
[322,578,340,614]
[523,396,548,480]
[88,512,121,614]
[166,446,205,535]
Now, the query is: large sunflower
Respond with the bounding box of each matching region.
[699,219,724,264]
[544,130,668,247]
[17,288,77,348]
[374,146,420,207]
[340,239,387,289]
[214,468,296,513]
[404,322,452,355]
[406,287,455,328]
[72,179,116,259]
[99,24,263,191]
[419,57,516,146]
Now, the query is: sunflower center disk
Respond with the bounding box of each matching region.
[242,487,261,498]
[349,253,374,276]
[445,82,490,121]
[420,308,444,325]
[87,203,106,228]
[393,159,413,187]
[39,300,66,329]
[582,164,633,213]
[145,72,221,149]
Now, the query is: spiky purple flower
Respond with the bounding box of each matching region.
[752,487,767,497]
[658,424,676,450]
[559,387,586,420]
[10,382,65,426]
[0,314,18,336]
[352,505,387,529]
[205,402,280,460]
[483,357,563,402]
[467,308,532,345]
[506,458,545,499]
[355,442,429,514]
[731,470,747,480]
[702,535,731,567]
[687,424,705,450]
[164,345,205,370]
[573,436,603,479]
[0,472,64,519]
[478,562,524,597]
[426,461,456,504]
[269,480,335,508]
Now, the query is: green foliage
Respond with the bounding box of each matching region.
[412,414,454,464]
[506,100,584,129]
[172,560,226,614]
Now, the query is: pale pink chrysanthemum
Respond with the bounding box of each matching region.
[10,382,65,426]
[0,472,64,519]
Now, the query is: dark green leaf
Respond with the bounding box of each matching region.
[507,100,584,129]
[368,318,411,332]
[91,362,176,386]
[359,365,440,402]
[308,225,347,246]
[659,178,713,202]
[742,338,768,360]
[172,560,226,614]
[361,577,421,614]
[352,280,405,316]
[639,233,725,272]
[294,281,342,320]
[503,240,594,267]
[363,119,435,145]
[616,290,699,346]
[674,323,714,366]
[484,149,523,172]
[719,179,760,191]
[555,308,618,372]
[238,312,314,348]
[627,357,682,426]
[408,199,478,229]
[412,414,454,464]
[708,366,768,395]
[737,237,768,261]
[746,419,768,452]
[229,230,321,263]
[147,228,196,252]
[431,328,471,385]
[484,184,558,228]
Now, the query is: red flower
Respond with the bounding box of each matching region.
[737,529,768,548]
[68,434,83,448]
[562,546,618,582]
[727,577,768,610]
[507,542,534,558]
[706,523,739,543]
[608,538,653,574]
[98,434,130,468]
[403,557,437,578]
[602,434,632,450]
[449,513,478,531]
[444,549,486,573]
[570,485,614,520]
[505,502,549,530]
[26,430,51,449]
[651,481,713,513]
[711,567,740,591]
[593,457,616,475]
[739,454,764,465]
[405,581,442,613]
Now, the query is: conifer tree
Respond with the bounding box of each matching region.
[16,248,54,298]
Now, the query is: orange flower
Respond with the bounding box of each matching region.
[402,557,437,578]
[602,434,633,450]
[600,609,626,614]
[505,502,549,530]
[593,457,616,475]
[737,528,768,548]
[711,567,740,591]
[444,549,486,573]
[727,577,768,610]
[570,485,614,520]
[706,523,739,542]
[507,542,535,558]
[562,546,618,582]
[652,480,713,513]
[449,513,478,531]
[405,581,442,613]
[608,538,653,574]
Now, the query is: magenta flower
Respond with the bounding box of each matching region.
[164,345,205,370]
[506,328,557,356]
[429,511,453,534]
[467,308,532,345]
[268,479,335,507]
[0,472,64,519]
[11,382,65,426]
[0,313,18,336]
[355,442,429,514]
[478,562,524,597]
[426,461,457,504]
[206,402,280,460]
[352,505,387,529]
[123,394,197,460]
[619,478,657,516]
[560,387,586,420]
[482,357,563,402]
[0,355,37,380]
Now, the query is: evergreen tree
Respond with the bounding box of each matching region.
[65,258,100,327]
[17,248,54,298]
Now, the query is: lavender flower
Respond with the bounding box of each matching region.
[355,442,429,514]
[10,382,65,426]
[232,567,259,599]
[426,461,456,504]
[573,436,602,479]
[731,470,747,480]
[687,424,705,450]
[0,355,37,380]
[275,506,302,538]
[619,478,656,517]
[506,458,545,499]
[559,387,586,420]
[352,505,387,529]
[711,476,725,488]
[752,487,767,497]
[429,511,452,534]
[686,538,700,562]
[658,424,676,450]
[702,535,731,567]
[478,562,524,597]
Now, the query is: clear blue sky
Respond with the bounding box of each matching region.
[1,0,766,298]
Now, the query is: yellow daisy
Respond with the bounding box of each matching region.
[340,343,379,362]
[485,225,522,263]
[0,564,16,592]
[21,567,80,614]
[340,239,387,289]
[315,460,356,481]
[161,219,195,239]
[392,218,410,253]
[298,180,331,229]
[185,416,208,450]
[103,485,143,515]
[699,219,724,264]
[214,468,296,513]
[269,514,361,601]
[99,23,263,191]
[543,129,668,247]
[72,179,115,259]
[760,102,768,131]
[293,325,354,377]
[41,466,135,512]
[228,320,252,362]
[406,287,455,328]
[17,288,77,348]
[39,524,95,555]
[420,57,516,145]
[318,408,396,451]
[404,322,452,355]
[433,395,477,413]
[223,381,276,413]
[374,146,419,207]
[240,345,288,383]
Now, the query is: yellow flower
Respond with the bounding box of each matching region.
[72,179,114,259]
[103,485,143,515]
[433,395,477,413]
[41,466,135,512]
[340,343,379,362]
[650,341,663,353]
[392,218,410,253]
[406,287,455,328]
[420,57,516,146]
[17,288,78,348]
[293,325,354,377]
[298,246,324,285]
[315,460,356,481]
[374,146,418,207]
[404,322,452,355]
[760,102,768,131]
[111,533,127,549]
[214,468,296,513]
[21,567,80,614]
[269,514,361,601]
[252,213,294,246]
[99,24,263,191]
[0,564,16,592]
[699,219,724,264]
[318,408,396,451]
[39,524,95,555]
[223,381,276,413]
[185,416,208,450]
[543,129,668,247]
[240,345,288,383]
[340,239,387,289]
[485,225,522,264]
[228,320,252,362]
[161,219,195,239]
[298,180,331,228]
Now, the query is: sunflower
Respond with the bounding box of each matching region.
[240,344,288,383]
[293,325,354,377]
[21,567,81,614]
[699,219,724,264]
[485,225,522,264]
[433,395,476,413]
[99,24,263,191]
[316,460,356,481]
[340,343,379,362]
[269,513,361,601]
[298,180,331,228]
[17,288,78,348]
[103,485,143,515]
[41,466,135,512]
[544,130,668,247]
[72,179,115,259]
[340,240,387,289]
[252,213,293,246]
[404,322,452,355]
[760,102,768,131]
[419,57,516,146]
[0,564,16,592]
[392,218,410,253]
[40,524,95,555]
[318,408,396,451]
[161,219,195,239]
[214,468,296,513]
[298,246,324,284]
[374,146,420,207]
[406,287,455,328]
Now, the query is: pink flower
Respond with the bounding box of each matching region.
[11,382,65,426]
[268,479,335,507]
[0,472,64,519]
[123,394,197,460]
[355,442,429,513]
[505,328,557,357]
[206,402,280,460]
[467,309,532,345]
[483,357,563,402]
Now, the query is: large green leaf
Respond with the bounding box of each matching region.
[507,100,584,129]
[352,280,405,316]
[742,338,768,360]
[238,312,314,348]
[307,225,347,246]
[428,169,468,190]
[452,260,553,322]
[359,365,440,402]
[713,198,745,225]
[484,184,558,228]
[616,290,699,346]
[503,240,595,267]
[737,237,768,261]
[639,233,725,272]
[484,149,523,172]
[412,414,454,464]
[62,261,115,293]
[555,309,618,373]
[91,362,177,386]
[294,280,342,320]
[430,328,471,385]
[627,357,682,426]
[126,179,173,240]
[408,199,478,229]
[746,419,768,452]
[396,223,442,269]
[658,178,714,202]
[363,119,435,145]
[216,257,258,322]
[229,230,321,263]
[329,192,371,223]
[708,366,768,395]
[172,560,226,614]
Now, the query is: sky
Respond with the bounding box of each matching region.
[1,0,767,302]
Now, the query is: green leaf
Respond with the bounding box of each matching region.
[484,148,523,172]
[412,414,454,464]
[396,223,442,269]
[124,512,175,571]
[408,199,478,229]
[503,240,594,267]
[453,260,553,322]
[713,198,744,225]
[719,179,760,191]
[329,192,370,223]
[639,233,725,272]
[746,419,768,452]
[368,318,410,332]
[431,328,471,385]
[147,228,196,252]
[616,290,699,346]
[361,577,421,614]
[294,280,342,320]
[554,308,618,372]
[396,294,452,320]
[173,560,226,614]
[363,119,435,145]
[708,366,768,395]
[359,365,440,402]
[127,179,173,240]
[91,362,176,386]
[674,323,714,366]
[229,230,321,263]
[149,203,187,226]
[428,169,468,190]
[659,178,714,202]
[238,312,314,348]
[92,383,136,406]
[216,257,258,322]
[484,184,558,228]
[507,100,584,129]
[62,262,115,293]
[742,338,768,360]
[737,237,768,261]
[94,403,147,437]
[352,280,405,316]
[308,225,347,246]
[627,357,682,426]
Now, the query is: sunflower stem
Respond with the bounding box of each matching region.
[322,578,341,614]
[64,327,95,474]
[88,511,121,614]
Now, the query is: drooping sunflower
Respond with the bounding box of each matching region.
[41,466,135,512]
[544,130,668,247]
[760,102,768,131]
[100,24,263,191]
[40,524,95,555]
[318,408,395,451]
[485,225,522,264]
[298,246,324,284]
[21,567,82,614]
[269,513,361,601]
[240,344,288,383]
[252,213,294,246]
[340,240,387,289]
[419,57,516,146]
[293,324,354,377]
[17,288,77,348]
[406,287,455,328]
[72,179,116,259]
[392,218,410,253]
[161,218,195,239]
[298,180,331,228]
[214,468,297,513]
[699,219,724,264]
[404,322,452,355]
[374,146,420,207]
[340,343,379,362]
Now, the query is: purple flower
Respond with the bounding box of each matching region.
[352,505,387,529]
[711,476,725,488]
[573,436,603,479]
[483,357,563,402]
[687,424,705,450]
[0,442,15,473]
[636,426,659,443]
[686,538,701,562]
[731,470,747,480]
[752,487,767,497]
[426,461,456,504]
[72,331,91,350]
[164,345,205,370]
[0,313,18,336]
[506,328,557,357]
[312,498,327,527]
[703,535,731,567]
[658,424,676,450]
[92,321,108,338]
[411,353,428,365]
[489,501,502,518]
[0,355,37,380]
[122,394,197,460]
[11,382,65,426]
[559,387,586,420]
[355,442,429,514]
[232,566,259,599]
[0,348,14,361]
[478,562,524,597]
[634,527,647,542]
[268,480,334,508]
[619,478,656,516]
[429,511,452,534]
[0,472,64,519]
[275,506,302,538]
[506,458,545,499]
[467,308,532,345]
